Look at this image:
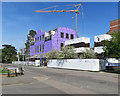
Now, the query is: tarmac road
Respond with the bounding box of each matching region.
[1,64,118,94]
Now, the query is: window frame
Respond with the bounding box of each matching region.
[60,43,64,50]
[38,37,39,42]
[40,36,41,41]
[71,34,74,39]
[35,46,37,53]
[98,37,100,42]
[40,45,41,52]
[66,33,69,39]
[42,44,44,52]
[61,32,64,38]
[35,38,37,42]
[42,35,44,40]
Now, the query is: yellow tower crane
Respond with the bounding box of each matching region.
[34,3,83,36]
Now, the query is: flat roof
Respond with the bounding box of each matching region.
[110,18,120,22]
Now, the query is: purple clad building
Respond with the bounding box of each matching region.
[30,27,77,58]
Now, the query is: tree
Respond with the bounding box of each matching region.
[80,49,96,59]
[28,30,36,37]
[47,46,78,59]
[102,31,120,59]
[61,46,78,59]
[24,30,36,60]
[0,49,2,63]
[19,55,25,61]
[2,45,17,63]
[47,49,61,59]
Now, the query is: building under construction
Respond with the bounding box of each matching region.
[30,27,77,59]
[30,27,90,59]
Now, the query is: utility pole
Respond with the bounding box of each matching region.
[17,52,20,62]
[23,48,25,61]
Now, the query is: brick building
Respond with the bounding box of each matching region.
[107,19,120,34]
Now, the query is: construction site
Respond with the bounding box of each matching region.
[29,3,119,60]
[30,3,89,59]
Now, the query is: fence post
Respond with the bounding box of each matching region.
[8,69,10,77]
[21,67,24,75]
[15,69,18,76]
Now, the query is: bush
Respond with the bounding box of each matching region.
[47,46,78,59]
[118,68,120,74]
[61,46,78,59]
[80,49,96,59]
[47,49,61,59]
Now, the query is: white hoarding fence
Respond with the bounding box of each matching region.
[47,59,106,71]
[12,61,35,66]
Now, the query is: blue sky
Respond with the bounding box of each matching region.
[2,2,118,51]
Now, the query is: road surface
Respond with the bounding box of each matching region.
[1,64,118,94]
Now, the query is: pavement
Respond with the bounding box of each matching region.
[1,64,119,94]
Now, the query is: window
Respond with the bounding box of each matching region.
[35,46,37,53]
[42,44,44,52]
[42,35,44,40]
[66,33,69,39]
[35,46,39,53]
[60,43,64,50]
[61,32,64,38]
[71,34,74,39]
[98,37,100,41]
[40,36,41,41]
[45,35,52,42]
[37,46,39,52]
[38,37,39,42]
[35,38,37,42]
[40,45,41,52]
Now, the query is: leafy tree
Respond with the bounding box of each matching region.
[2,45,17,63]
[102,31,120,59]
[25,30,36,60]
[80,49,96,59]
[47,46,78,59]
[47,49,61,59]
[0,49,2,63]
[28,30,36,37]
[61,46,78,59]
[19,55,25,61]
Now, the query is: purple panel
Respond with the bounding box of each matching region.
[52,27,77,50]
[30,27,77,56]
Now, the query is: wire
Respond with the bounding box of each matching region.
[36,4,80,11]
[81,5,84,36]
[62,5,78,10]
[81,5,84,19]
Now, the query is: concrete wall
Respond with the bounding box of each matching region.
[12,61,35,65]
[35,60,40,66]
[47,59,105,71]
[65,37,90,53]
[65,37,90,45]
[94,46,104,54]
[94,34,111,43]
[94,34,112,54]
[74,47,90,53]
